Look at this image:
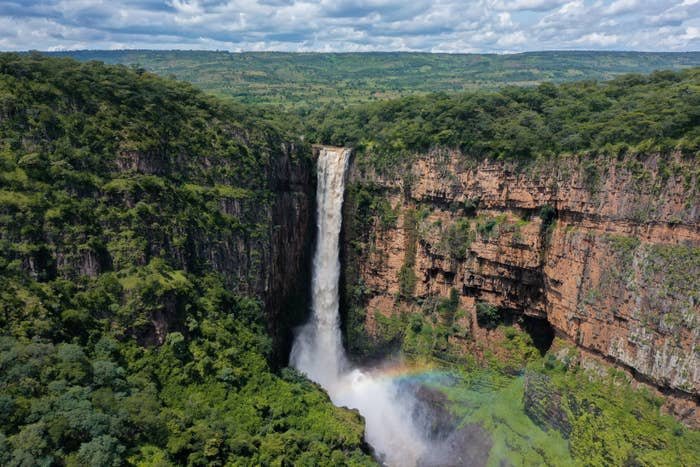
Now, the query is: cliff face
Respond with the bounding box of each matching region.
[112,143,315,358]
[264,144,315,361]
[341,149,700,424]
[6,134,314,359]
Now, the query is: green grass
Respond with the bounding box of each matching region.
[426,369,574,466]
[411,330,700,466]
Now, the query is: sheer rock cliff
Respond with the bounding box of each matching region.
[341,149,700,425]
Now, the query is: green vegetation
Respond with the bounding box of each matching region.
[307,68,700,167]
[538,205,557,229]
[590,235,700,346]
[343,201,700,465]
[412,329,700,466]
[401,289,467,359]
[438,288,460,326]
[435,369,575,466]
[475,214,510,241]
[476,303,502,329]
[327,64,700,465]
[534,342,700,466]
[5,50,699,465]
[0,307,372,466]
[402,310,456,360]
[640,243,700,340]
[0,53,374,465]
[434,357,700,466]
[53,50,700,109]
[442,218,476,260]
[341,182,395,359]
[352,185,398,231]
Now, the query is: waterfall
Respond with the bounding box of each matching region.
[290,146,350,387]
[291,146,426,467]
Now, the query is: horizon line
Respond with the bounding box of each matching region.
[9,49,700,56]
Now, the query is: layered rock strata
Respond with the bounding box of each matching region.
[341,149,700,425]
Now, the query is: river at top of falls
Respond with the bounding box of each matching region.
[290,146,427,466]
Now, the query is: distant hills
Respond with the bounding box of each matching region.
[49,50,700,109]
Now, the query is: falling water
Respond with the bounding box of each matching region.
[291,146,426,466]
[290,146,349,388]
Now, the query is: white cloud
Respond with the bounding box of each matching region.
[558,1,585,16]
[575,32,619,46]
[602,0,640,16]
[682,26,700,40]
[646,1,700,26]
[497,12,514,28]
[493,0,567,11]
[0,0,696,52]
[497,30,527,46]
[169,0,204,15]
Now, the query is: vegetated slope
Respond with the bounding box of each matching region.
[52,50,700,108]
[328,70,700,463]
[0,53,374,466]
[307,67,700,162]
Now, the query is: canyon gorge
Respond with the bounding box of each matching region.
[2,54,699,465]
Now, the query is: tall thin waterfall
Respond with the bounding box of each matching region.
[291,146,426,467]
[290,146,350,387]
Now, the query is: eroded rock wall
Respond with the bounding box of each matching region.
[342,149,700,423]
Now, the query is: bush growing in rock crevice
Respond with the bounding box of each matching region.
[476,302,502,329]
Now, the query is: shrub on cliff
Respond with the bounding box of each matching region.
[476,302,502,329]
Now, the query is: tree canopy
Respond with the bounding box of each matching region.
[0,53,374,466]
[305,68,700,170]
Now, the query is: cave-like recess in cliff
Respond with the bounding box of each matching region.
[520,315,555,356]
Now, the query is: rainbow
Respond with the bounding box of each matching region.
[330,360,454,397]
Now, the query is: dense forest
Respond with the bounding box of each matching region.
[305,68,700,171]
[0,53,374,466]
[53,50,700,109]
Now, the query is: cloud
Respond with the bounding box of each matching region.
[646,1,700,27]
[0,0,697,52]
[575,32,619,46]
[493,0,568,12]
[602,0,640,16]
[497,30,528,47]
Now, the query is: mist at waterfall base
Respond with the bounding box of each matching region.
[290,147,430,466]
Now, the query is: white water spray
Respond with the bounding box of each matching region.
[291,147,426,466]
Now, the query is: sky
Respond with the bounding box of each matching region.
[0,0,698,53]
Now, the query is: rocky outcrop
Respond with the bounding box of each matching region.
[342,149,700,425]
